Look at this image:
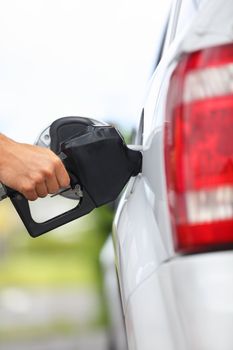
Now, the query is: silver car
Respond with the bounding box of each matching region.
[101,0,233,349]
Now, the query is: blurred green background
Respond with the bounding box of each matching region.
[0,198,113,349]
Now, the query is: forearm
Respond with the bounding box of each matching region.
[0,133,17,180]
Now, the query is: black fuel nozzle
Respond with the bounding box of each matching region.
[8,117,142,237]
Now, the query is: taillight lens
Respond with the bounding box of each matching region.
[164,43,233,254]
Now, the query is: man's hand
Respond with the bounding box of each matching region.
[0,133,70,201]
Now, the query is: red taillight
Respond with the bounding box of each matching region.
[164,43,233,254]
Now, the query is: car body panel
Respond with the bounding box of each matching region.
[113,175,168,310]
[160,252,233,350]
[125,271,178,350]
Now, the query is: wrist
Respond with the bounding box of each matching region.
[0,134,15,171]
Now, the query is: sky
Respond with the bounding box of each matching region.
[0,0,171,143]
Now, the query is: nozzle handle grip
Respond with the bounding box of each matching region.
[9,189,94,237]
